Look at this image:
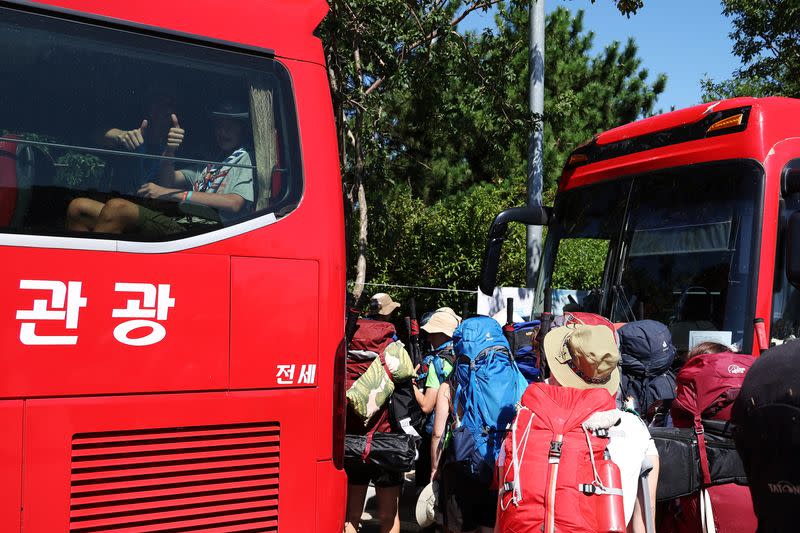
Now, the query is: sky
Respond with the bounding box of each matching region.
[460,0,741,112]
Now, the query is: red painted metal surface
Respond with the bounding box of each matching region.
[559,96,800,353]
[230,257,319,389]
[0,248,230,397]
[0,0,346,530]
[26,0,329,65]
[0,401,23,532]
[22,391,322,532]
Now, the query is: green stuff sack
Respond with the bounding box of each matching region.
[347,341,414,423]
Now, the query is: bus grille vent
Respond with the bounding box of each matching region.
[69,422,280,532]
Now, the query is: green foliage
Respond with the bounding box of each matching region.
[55,152,105,188]
[593,0,644,17]
[701,75,772,102]
[704,0,800,99]
[367,180,527,311]
[550,238,608,290]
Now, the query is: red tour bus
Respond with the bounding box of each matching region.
[0,0,347,531]
[481,97,800,357]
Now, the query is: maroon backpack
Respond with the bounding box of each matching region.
[345,319,397,434]
[661,352,757,533]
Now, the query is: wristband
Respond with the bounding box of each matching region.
[181,191,188,202]
[187,191,193,202]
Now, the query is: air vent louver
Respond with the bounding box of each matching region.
[70,422,280,532]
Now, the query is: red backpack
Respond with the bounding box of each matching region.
[497,384,626,533]
[662,352,757,533]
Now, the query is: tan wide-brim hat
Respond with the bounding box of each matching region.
[422,309,461,337]
[415,481,438,527]
[370,293,401,316]
[543,324,620,394]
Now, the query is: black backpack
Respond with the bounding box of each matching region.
[389,379,427,436]
[618,320,677,426]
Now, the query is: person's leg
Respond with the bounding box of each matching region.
[344,483,368,533]
[93,198,140,233]
[66,197,105,231]
[375,485,401,533]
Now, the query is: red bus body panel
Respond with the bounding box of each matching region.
[560,97,800,354]
[0,1,346,531]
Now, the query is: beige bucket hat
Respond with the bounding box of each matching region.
[369,293,401,316]
[421,308,462,337]
[543,324,621,394]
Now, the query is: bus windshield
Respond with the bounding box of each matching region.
[538,159,763,353]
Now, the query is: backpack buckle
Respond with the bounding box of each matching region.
[594,428,609,438]
[548,440,562,458]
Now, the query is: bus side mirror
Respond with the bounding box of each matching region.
[786,211,800,289]
[479,206,552,295]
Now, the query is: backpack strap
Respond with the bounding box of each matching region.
[543,433,564,533]
[431,355,447,385]
[377,350,395,382]
[362,408,389,462]
[694,415,712,486]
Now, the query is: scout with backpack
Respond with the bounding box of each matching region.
[617,320,677,426]
[653,351,758,533]
[343,317,420,473]
[434,316,528,530]
[497,319,631,533]
[445,315,529,483]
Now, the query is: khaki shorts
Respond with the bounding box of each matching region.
[137,205,185,236]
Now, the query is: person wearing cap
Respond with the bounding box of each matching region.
[732,342,800,533]
[415,308,461,413]
[414,307,461,500]
[66,99,254,236]
[367,293,401,322]
[543,323,660,532]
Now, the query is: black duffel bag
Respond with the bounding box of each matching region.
[649,419,748,501]
[344,432,418,473]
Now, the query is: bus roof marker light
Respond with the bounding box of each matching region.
[706,113,744,134]
[567,153,589,166]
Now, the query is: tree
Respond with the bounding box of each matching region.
[322,0,652,303]
[702,0,800,100]
[364,4,666,311]
[321,0,503,301]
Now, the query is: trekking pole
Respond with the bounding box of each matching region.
[408,298,421,366]
[503,297,516,357]
[639,457,656,533]
[537,287,552,377]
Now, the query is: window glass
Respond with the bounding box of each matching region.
[535,178,629,314]
[537,161,761,354]
[772,193,800,343]
[615,162,760,352]
[0,7,301,242]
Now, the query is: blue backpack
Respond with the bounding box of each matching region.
[419,344,454,434]
[449,316,528,484]
[512,320,542,383]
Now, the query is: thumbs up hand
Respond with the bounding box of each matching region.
[115,119,148,151]
[165,113,184,154]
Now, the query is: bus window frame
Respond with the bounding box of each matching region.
[0,0,305,254]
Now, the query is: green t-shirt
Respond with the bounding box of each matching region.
[424,356,453,389]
